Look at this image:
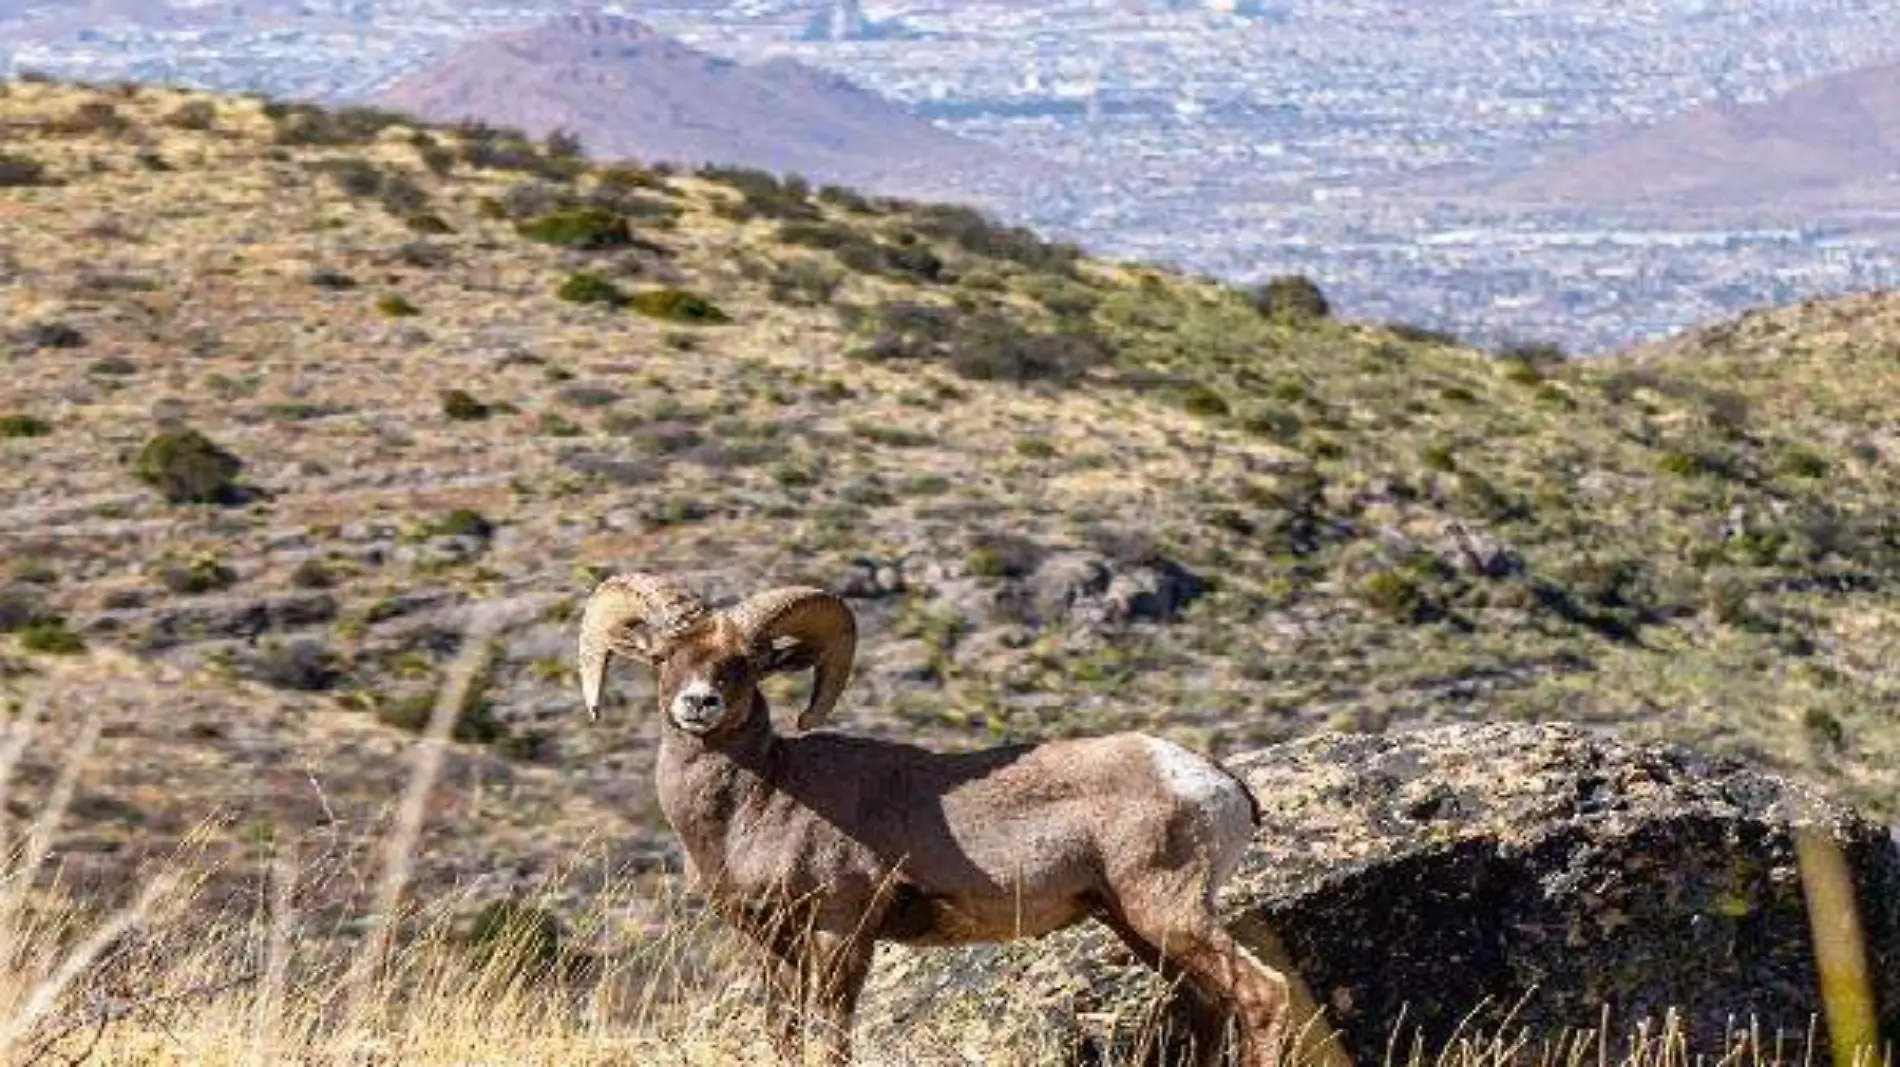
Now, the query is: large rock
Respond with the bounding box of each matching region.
[866,724,1900,1065]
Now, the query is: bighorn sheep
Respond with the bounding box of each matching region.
[578,573,1290,1065]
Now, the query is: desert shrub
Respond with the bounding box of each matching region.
[946,315,1112,386]
[440,390,492,422]
[780,221,941,283]
[163,99,217,131]
[544,128,584,160]
[1386,321,1460,346]
[1780,445,1831,479]
[0,414,51,439]
[406,212,452,235]
[289,558,337,589]
[307,267,357,290]
[313,157,383,198]
[966,532,1044,579]
[556,271,625,307]
[17,618,84,655]
[157,554,238,595]
[134,428,243,504]
[51,101,132,136]
[1020,275,1100,319]
[22,321,86,349]
[516,208,632,250]
[1358,568,1430,621]
[907,203,1080,275]
[1180,385,1231,418]
[629,289,730,325]
[427,508,495,540]
[376,294,419,317]
[1248,275,1331,321]
[416,142,456,177]
[251,638,345,692]
[1498,339,1567,368]
[0,152,49,187]
[459,128,581,179]
[700,164,819,220]
[0,585,52,633]
[554,384,620,409]
[500,180,577,221]
[269,103,409,146]
[768,258,844,305]
[817,184,875,213]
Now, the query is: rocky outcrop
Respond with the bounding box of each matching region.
[867,723,1900,1065]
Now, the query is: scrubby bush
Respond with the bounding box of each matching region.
[157,555,238,595]
[629,289,730,325]
[163,99,218,131]
[50,101,132,136]
[556,271,625,307]
[907,204,1080,275]
[134,428,243,504]
[1248,275,1331,321]
[440,390,492,422]
[0,153,50,187]
[0,414,51,438]
[23,321,84,348]
[700,164,820,221]
[516,208,633,250]
[376,294,420,318]
[768,258,844,305]
[17,618,84,655]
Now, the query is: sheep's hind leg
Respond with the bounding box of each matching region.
[1103,905,1290,1067]
[1098,909,1231,1067]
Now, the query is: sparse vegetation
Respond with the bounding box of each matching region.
[556,270,626,307]
[440,389,492,421]
[0,414,51,438]
[133,427,244,504]
[629,288,730,325]
[1248,274,1331,321]
[516,207,632,250]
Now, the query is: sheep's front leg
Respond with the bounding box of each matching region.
[805,931,875,1066]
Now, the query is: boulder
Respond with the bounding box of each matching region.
[866,723,1900,1066]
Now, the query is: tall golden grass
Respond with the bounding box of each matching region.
[0,622,1888,1067]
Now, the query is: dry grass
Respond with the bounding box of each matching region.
[1,634,1888,1067]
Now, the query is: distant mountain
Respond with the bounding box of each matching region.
[1488,61,1900,212]
[372,13,1035,202]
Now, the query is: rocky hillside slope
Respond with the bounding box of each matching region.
[3,80,1899,926]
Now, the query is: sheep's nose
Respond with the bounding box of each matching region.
[684,692,721,713]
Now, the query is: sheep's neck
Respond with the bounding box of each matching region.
[654,697,781,888]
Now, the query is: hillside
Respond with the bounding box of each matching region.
[372,13,1032,205]
[4,79,1900,1054]
[1490,60,1900,212]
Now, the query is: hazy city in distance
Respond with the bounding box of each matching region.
[5,0,1900,353]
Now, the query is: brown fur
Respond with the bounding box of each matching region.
[583,581,1289,1066]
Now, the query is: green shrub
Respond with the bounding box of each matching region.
[516,208,632,250]
[18,619,84,656]
[157,555,238,595]
[0,415,51,439]
[1421,443,1457,472]
[1358,569,1427,621]
[536,411,583,437]
[377,294,419,317]
[1386,322,1460,346]
[428,508,495,539]
[0,152,51,188]
[134,428,243,504]
[1248,275,1331,321]
[407,212,452,235]
[556,270,625,307]
[164,99,218,131]
[1780,445,1831,479]
[629,289,730,325]
[441,390,492,421]
[1181,385,1231,418]
[907,204,1079,275]
[768,258,845,305]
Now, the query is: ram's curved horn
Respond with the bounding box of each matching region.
[725,587,857,731]
[576,573,709,720]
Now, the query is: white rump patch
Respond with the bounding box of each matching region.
[1143,737,1256,880]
